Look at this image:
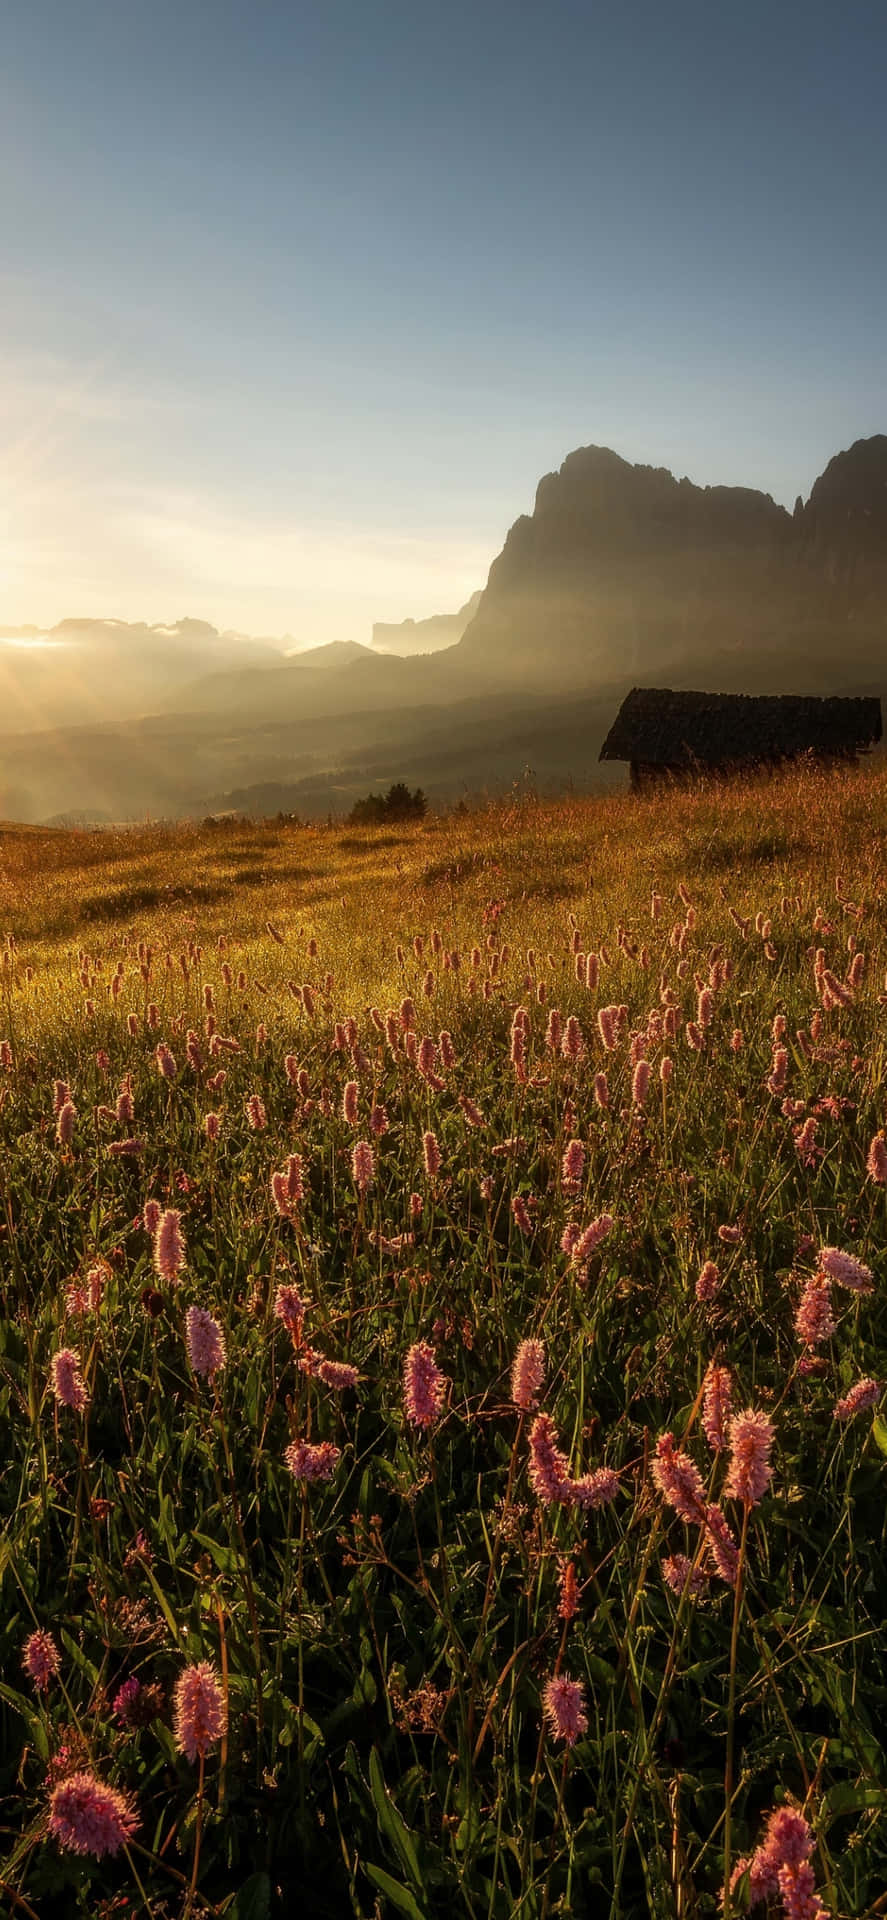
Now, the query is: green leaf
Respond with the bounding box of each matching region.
[364,1864,428,1920]
[368,1746,424,1893]
[192,1528,239,1574]
[226,1871,272,1920]
[871,1414,887,1456]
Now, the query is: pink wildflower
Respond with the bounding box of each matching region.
[370,1103,389,1137]
[542,1673,587,1747]
[154,1208,185,1282]
[173,1660,226,1762]
[48,1771,138,1858]
[143,1198,161,1235]
[650,1433,706,1523]
[631,1059,650,1106]
[155,1043,177,1082]
[51,1348,89,1413]
[704,1503,739,1585]
[56,1100,76,1148]
[185,1306,226,1378]
[718,1223,743,1246]
[318,1358,360,1391]
[422,1130,441,1178]
[593,1071,610,1108]
[597,1005,619,1051]
[245,1093,267,1130]
[342,1080,359,1125]
[562,1139,585,1188]
[833,1376,882,1421]
[571,1214,614,1263]
[866,1132,887,1184]
[696,1260,720,1302]
[725,1407,775,1506]
[511,1194,533,1234]
[662,1555,708,1599]
[527,1413,572,1504]
[701,1363,732,1450]
[23,1629,60,1691]
[274,1283,309,1343]
[285,1438,341,1482]
[794,1273,835,1347]
[403,1341,448,1428]
[777,1860,827,1920]
[567,1467,620,1510]
[511,1338,546,1410]
[561,1015,583,1061]
[818,1245,874,1293]
[352,1140,375,1192]
[204,1111,221,1140]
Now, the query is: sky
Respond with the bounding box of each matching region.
[1,0,884,646]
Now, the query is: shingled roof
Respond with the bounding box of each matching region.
[599,688,882,768]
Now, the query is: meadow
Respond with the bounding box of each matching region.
[1,764,886,1918]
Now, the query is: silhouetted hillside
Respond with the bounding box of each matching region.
[371,591,482,654]
[455,436,887,694]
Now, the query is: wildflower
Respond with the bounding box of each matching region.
[512,1338,545,1410]
[173,1660,226,1762]
[23,1629,60,1691]
[777,1860,827,1920]
[56,1100,77,1148]
[561,1015,583,1061]
[154,1208,185,1282]
[866,1132,887,1184]
[511,1193,533,1234]
[571,1214,614,1263]
[527,1413,572,1504]
[704,1503,739,1585]
[660,1055,673,1083]
[342,1080,359,1125]
[403,1342,448,1428]
[794,1273,835,1347]
[51,1348,89,1413]
[52,1079,72,1114]
[155,1043,177,1082]
[818,1245,874,1293]
[245,1093,267,1130]
[567,1467,620,1510]
[185,1307,226,1378]
[204,1111,221,1141]
[650,1433,706,1523]
[558,1560,580,1620]
[422,1130,441,1178]
[352,1140,375,1192]
[701,1363,732,1450]
[718,1223,743,1246]
[725,1407,775,1506]
[370,1103,388,1137]
[833,1376,882,1420]
[695,1260,720,1302]
[542,1673,587,1747]
[318,1359,360,1391]
[593,1071,610,1108]
[284,1438,341,1482]
[726,1805,818,1911]
[597,1005,619,1051]
[545,1008,563,1052]
[631,1059,650,1106]
[410,1190,423,1217]
[662,1555,708,1599]
[685,1021,704,1051]
[793,1116,821,1166]
[48,1771,138,1858]
[274,1283,309,1342]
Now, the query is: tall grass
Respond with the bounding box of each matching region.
[1,764,885,1915]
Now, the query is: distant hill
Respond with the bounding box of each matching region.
[455,436,887,696]
[371,591,482,655]
[0,616,286,734]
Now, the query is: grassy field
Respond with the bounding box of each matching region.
[1,764,886,1917]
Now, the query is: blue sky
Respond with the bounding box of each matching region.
[1,0,884,642]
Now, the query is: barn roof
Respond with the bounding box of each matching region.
[599,688,883,767]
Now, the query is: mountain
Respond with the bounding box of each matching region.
[455,436,887,696]
[371,591,482,654]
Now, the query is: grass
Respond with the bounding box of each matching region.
[0,762,886,1916]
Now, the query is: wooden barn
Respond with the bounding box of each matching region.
[599,688,883,789]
